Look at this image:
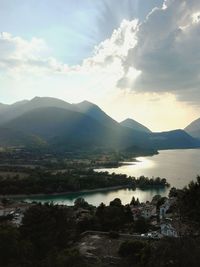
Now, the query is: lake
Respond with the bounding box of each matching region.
[23,149,200,206]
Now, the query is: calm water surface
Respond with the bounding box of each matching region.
[24,149,200,206]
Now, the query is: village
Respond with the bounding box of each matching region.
[130,195,178,238]
[0,189,198,267]
[0,193,181,238]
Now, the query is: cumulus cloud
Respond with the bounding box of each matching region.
[82,19,138,70]
[0,26,135,103]
[0,32,69,74]
[0,22,135,78]
[2,0,200,105]
[118,0,200,103]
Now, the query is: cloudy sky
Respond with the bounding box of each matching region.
[1,0,200,131]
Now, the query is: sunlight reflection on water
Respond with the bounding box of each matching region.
[23,149,200,206]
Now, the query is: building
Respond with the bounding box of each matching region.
[160,199,170,219]
[161,223,178,237]
[141,204,157,219]
[131,203,157,220]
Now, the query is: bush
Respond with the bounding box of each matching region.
[118,240,147,263]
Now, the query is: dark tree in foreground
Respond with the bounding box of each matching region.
[146,237,200,267]
[119,240,149,266]
[20,203,75,259]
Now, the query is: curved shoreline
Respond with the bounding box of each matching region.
[0,185,133,199]
[0,184,169,200]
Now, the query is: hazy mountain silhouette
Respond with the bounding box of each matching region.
[149,129,199,149]
[120,118,151,133]
[0,97,72,125]
[0,127,45,147]
[0,103,8,112]
[3,106,150,150]
[75,100,119,127]
[185,118,200,139]
[0,97,199,151]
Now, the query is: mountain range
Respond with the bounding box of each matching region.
[0,97,199,152]
[120,118,151,133]
[185,118,200,139]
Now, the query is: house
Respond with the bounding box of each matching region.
[161,223,178,237]
[131,203,157,220]
[160,199,170,219]
[141,204,156,219]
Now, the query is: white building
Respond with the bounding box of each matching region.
[161,223,178,237]
[160,199,170,219]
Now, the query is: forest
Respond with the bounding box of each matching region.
[0,168,169,195]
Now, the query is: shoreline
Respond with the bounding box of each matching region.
[0,184,170,200]
[0,185,134,199]
[94,151,159,169]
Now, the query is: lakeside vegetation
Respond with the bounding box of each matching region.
[0,146,157,168]
[170,176,200,227]
[0,168,169,195]
[0,147,169,196]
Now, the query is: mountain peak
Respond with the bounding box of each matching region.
[76,100,118,126]
[185,117,200,139]
[31,96,67,102]
[120,118,151,133]
[29,96,71,107]
[77,100,97,108]
[123,118,135,123]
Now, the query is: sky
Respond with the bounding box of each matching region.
[1,0,200,131]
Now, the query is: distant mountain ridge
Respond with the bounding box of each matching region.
[0,96,199,151]
[3,106,150,150]
[120,118,151,133]
[0,97,118,128]
[149,129,198,149]
[185,118,200,139]
[75,100,119,128]
[0,97,72,125]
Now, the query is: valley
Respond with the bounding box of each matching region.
[0,96,200,200]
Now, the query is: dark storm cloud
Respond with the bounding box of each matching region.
[118,0,200,104]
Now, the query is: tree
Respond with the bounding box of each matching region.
[130,196,137,206]
[110,198,122,207]
[96,202,105,218]
[151,194,161,204]
[169,187,178,197]
[55,248,86,267]
[0,225,19,266]
[124,204,134,223]
[156,197,167,209]
[20,204,74,259]
[119,240,148,264]
[134,217,150,233]
[74,197,89,209]
[146,237,200,267]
